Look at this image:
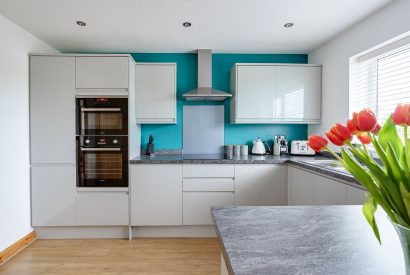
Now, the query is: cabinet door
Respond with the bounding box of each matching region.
[30,56,75,164]
[347,185,366,205]
[75,57,129,89]
[287,166,314,205]
[130,164,182,226]
[135,63,176,123]
[275,66,321,122]
[236,65,276,121]
[235,164,287,206]
[183,192,234,225]
[77,192,129,225]
[313,176,347,205]
[31,166,77,226]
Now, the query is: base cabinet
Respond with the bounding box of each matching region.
[347,185,366,205]
[235,164,287,206]
[31,166,77,226]
[183,192,234,225]
[130,164,183,226]
[77,192,129,226]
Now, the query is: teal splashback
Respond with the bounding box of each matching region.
[131,53,308,150]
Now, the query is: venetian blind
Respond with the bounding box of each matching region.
[350,43,410,140]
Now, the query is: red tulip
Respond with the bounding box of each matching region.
[308,135,328,152]
[371,123,381,135]
[325,123,352,146]
[354,108,377,132]
[392,103,410,127]
[357,132,371,144]
[347,114,360,135]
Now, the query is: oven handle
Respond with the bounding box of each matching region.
[81,108,121,112]
[80,148,122,152]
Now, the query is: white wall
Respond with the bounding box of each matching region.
[308,0,410,149]
[0,15,58,251]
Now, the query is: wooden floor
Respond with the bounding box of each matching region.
[0,238,221,274]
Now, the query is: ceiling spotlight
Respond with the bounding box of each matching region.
[284,22,294,28]
[182,22,192,27]
[76,21,86,27]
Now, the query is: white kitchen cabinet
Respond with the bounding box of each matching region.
[347,185,367,205]
[183,192,234,225]
[275,65,321,122]
[130,164,182,226]
[288,166,347,205]
[75,56,129,89]
[135,63,177,124]
[77,191,129,226]
[30,56,76,164]
[235,164,287,206]
[230,63,322,124]
[183,164,234,178]
[31,166,77,226]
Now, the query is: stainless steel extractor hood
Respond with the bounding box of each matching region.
[183,49,232,101]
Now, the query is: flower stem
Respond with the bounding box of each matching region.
[326,146,344,162]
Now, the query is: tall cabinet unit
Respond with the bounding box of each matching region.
[30,56,77,226]
[134,63,177,124]
[230,63,322,124]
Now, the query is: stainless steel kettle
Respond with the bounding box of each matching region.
[251,138,271,155]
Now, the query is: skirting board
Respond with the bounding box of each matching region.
[0,231,36,265]
[35,226,129,239]
[132,225,217,238]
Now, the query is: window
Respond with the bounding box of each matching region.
[350,41,410,141]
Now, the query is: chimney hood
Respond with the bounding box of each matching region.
[183,49,232,101]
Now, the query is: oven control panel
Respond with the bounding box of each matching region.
[79,136,126,147]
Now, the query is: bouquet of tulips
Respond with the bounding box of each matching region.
[308,103,410,243]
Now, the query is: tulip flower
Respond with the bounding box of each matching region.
[354,108,378,132]
[307,135,328,152]
[392,103,410,127]
[371,124,381,135]
[357,132,371,144]
[325,123,352,146]
[347,116,360,135]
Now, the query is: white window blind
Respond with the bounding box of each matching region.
[350,43,410,140]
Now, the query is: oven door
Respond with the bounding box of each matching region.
[78,147,128,187]
[80,107,127,136]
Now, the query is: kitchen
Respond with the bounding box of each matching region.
[0,0,410,274]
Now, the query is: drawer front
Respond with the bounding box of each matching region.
[183,192,234,225]
[183,164,234,178]
[183,179,234,192]
[77,192,129,226]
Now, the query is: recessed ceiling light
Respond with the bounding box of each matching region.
[182,22,192,28]
[284,22,294,28]
[76,21,86,27]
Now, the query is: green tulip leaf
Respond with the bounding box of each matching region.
[378,115,403,158]
[362,193,381,244]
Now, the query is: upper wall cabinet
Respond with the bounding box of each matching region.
[30,56,76,164]
[75,56,129,90]
[134,63,177,124]
[230,64,322,124]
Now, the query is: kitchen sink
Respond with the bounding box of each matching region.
[300,159,349,173]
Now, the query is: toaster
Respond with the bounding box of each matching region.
[290,140,315,155]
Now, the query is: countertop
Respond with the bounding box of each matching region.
[129,154,362,187]
[212,205,403,275]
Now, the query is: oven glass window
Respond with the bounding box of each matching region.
[82,112,123,132]
[79,151,127,187]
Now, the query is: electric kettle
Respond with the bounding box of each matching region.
[251,138,271,155]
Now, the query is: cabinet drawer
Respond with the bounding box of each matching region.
[183,179,234,192]
[183,192,234,225]
[77,192,129,226]
[183,164,234,178]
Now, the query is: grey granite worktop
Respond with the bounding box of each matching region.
[212,206,403,275]
[129,154,362,187]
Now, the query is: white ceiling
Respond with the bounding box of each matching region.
[0,0,393,53]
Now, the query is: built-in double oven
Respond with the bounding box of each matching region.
[76,97,128,188]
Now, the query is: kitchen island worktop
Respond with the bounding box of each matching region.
[212,206,403,275]
[130,154,361,187]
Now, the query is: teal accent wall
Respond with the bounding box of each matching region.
[131,53,308,150]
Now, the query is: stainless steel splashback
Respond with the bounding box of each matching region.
[182,105,224,154]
